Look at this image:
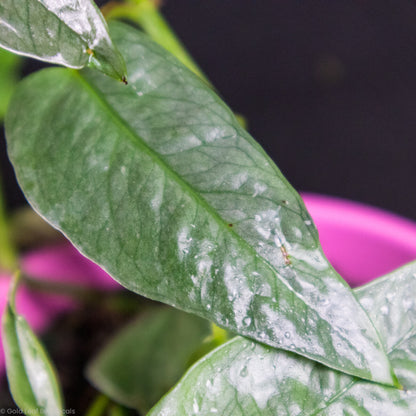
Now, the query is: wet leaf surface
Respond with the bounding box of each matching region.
[148,262,416,415]
[5,21,393,383]
[0,0,126,80]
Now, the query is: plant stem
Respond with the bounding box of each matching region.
[103,0,210,84]
[85,394,110,416]
[0,174,18,273]
[187,323,231,367]
[109,404,129,416]
[8,270,21,311]
[104,0,248,128]
[211,323,229,347]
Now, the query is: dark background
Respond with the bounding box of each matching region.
[2,0,416,220]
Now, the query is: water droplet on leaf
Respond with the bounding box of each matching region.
[243,317,251,326]
[240,366,248,377]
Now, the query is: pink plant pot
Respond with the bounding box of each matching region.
[302,193,416,287]
[1,194,416,374]
[0,244,121,373]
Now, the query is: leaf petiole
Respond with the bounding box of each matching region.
[85,394,110,416]
[8,270,21,312]
[0,173,18,273]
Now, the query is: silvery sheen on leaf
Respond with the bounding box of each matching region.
[148,262,416,416]
[5,21,395,384]
[2,304,63,415]
[0,0,126,80]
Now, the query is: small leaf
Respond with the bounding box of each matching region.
[87,307,211,413]
[2,278,63,415]
[5,21,394,383]
[0,0,126,81]
[148,262,416,416]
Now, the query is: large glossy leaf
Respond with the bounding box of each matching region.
[5,21,394,383]
[148,262,416,416]
[87,307,211,413]
[2,289,63,415]
[0,0,126,81]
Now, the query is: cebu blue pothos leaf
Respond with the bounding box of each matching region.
[0,0,126,81]
[355,263,416,391]
[148,262,416,416]
[5,21,394,383]
[1,278,63,415]
[86,307,212,414]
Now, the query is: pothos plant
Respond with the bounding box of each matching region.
[0,0,415,415]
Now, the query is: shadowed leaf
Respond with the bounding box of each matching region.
[87,307,211,413]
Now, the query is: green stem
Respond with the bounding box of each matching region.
[8,270,21,311]
[187,323,231,367]
[104,0,210,84]
[102,0,248,130]
[211,323,229,347]
[109,404,129,416]
[104,0,248,128]
[0,174,18,273]
[85,394,110,416]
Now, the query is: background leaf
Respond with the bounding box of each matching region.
[2,303,63,415]
[148,261,416,416]
[87,307,211,413]
[5,21,394,383]
[0,0,126,80]
[0,48,21,121]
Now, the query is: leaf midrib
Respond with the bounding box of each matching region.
[73,70,291,287]
[71,69,347,349]
[48,67,392,382]
[310,323,415,415]
[178,335,405,416]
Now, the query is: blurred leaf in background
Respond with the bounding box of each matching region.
[0,48,21,121]
[87,307,212,414]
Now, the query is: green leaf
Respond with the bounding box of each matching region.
[2,280,63,415]
[355,263,416,391]
[87,307,212,413]
[5,21,394,383]
[0,0,126,81]
[0,48,21,120]
[148,262,416,416]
